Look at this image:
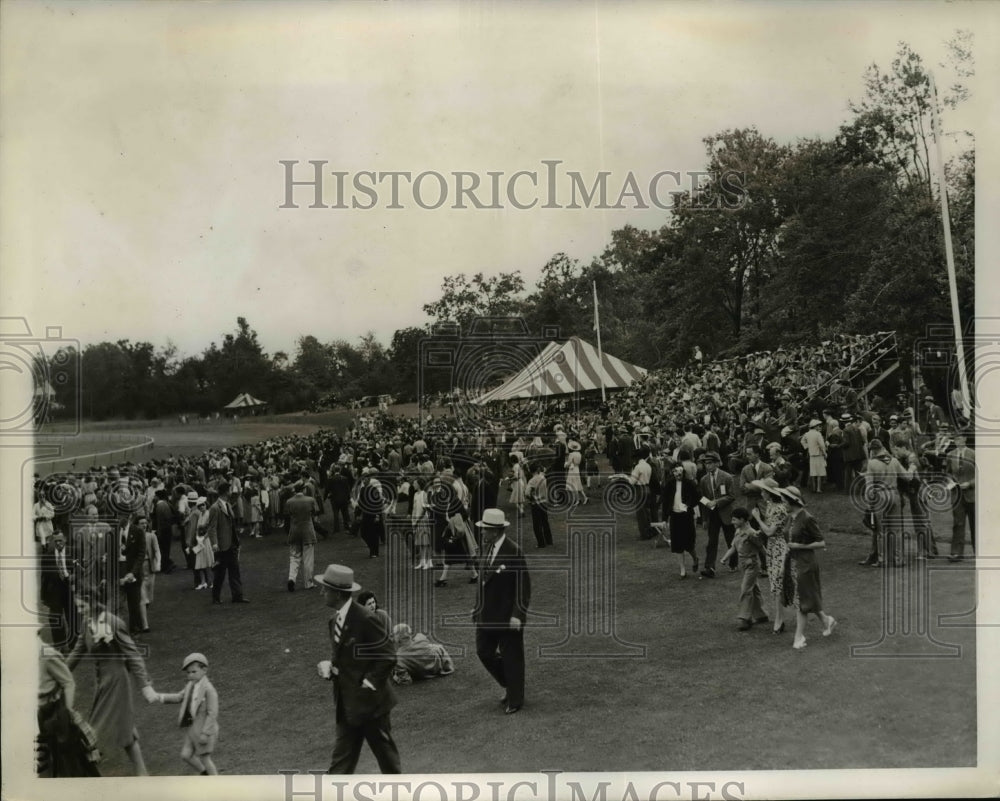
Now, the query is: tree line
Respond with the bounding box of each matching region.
[43,38,974,420]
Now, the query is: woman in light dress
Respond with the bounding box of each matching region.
[507,452,527,516]
[410,477,434,569]
[564,441,587,505]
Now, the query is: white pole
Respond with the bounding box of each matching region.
[593,280,606,403]
[929,73,972,419]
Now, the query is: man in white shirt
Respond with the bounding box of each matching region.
[630,446,653,540]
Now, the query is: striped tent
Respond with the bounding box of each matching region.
[223,392,268,410]
[472,337,646,404]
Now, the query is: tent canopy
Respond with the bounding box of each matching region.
[473,337,646,404]
[224,392,268,409]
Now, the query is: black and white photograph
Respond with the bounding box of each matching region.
[1,2,998,799]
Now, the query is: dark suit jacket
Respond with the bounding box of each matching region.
[616,436,635,471]
[329,602,397,726]
[475,537,531,627]
[205,499,237,552]
[121,522,146,580]
[41,548,73,611]
[661,477,700,519]
[698,468,737,525]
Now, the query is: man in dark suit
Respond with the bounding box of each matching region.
[474,509,531,715]
[546,432,567,500]
[152,489,177,574]
[697,451,737,578]
[326,467,353,533]
[40,531,77,651]
[205,483,248,604]
[118,513,147,635]
[315,563,400,774]
[616,427,636,473]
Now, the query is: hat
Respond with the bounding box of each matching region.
[888,414,899,422]
[701,451,721,464]
[781,486,806,506]
[476,508,510,529]
[196,496,207,506]
[765,441,782,452]
[753,427,765,434]
[748,477,783,498]
[809,419,822,429]
[924,394,934,401]
[181,652,208,671]
[186,490,199,502]
[840,413,853,422]
[568,441,581,451]
[780,426,793,437]
[314,564,362,592]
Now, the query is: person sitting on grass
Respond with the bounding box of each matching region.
[154,652,220,775]
[720,508,769,631]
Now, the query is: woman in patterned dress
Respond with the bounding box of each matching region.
[748,478,791,633]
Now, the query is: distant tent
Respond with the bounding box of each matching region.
[472,337,646,404]
[224,393,268,414]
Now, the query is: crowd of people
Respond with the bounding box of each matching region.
[32,329,976,776]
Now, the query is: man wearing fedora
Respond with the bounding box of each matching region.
[315,563,401,773]
[473,509,531,715]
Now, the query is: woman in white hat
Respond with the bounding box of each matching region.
[564,441,587,506]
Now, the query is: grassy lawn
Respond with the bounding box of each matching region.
[65,476,977,776]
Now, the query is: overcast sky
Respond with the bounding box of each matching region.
[2,1,994,360]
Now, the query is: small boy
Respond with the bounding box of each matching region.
[155,652,219,775]
[721,508,769,631]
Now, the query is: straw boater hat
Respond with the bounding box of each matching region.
[186,490,199,502]
[568,441,581,451]
[475,508,510,529]
[809,419,823,429]
[314,564,362,592]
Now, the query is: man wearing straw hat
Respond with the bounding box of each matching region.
[315,564,400,774]
[474,509,531,715]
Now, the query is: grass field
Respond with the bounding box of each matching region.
[60,473,977,776]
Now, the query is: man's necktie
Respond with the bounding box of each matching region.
[333,616,343,648]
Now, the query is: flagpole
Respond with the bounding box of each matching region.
[929,73,972,419]
[593,280,606,402]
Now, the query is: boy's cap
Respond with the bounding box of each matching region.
[182,652,208,670]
